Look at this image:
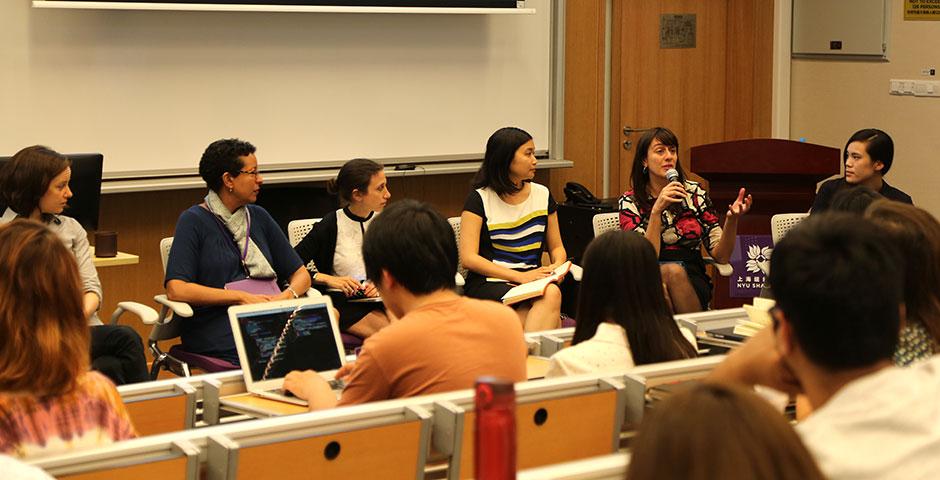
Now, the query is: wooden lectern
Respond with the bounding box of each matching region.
[690,139,841,309]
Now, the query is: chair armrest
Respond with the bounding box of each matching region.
[703,257,734,277]
[568,263,583,282]
[154,294,194,318]
[455,273,466,287]
[109,301,160,325]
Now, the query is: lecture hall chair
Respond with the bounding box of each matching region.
[432,375,627,479]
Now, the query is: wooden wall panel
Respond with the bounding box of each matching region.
[725,0,775,139]
[551,0,607,200]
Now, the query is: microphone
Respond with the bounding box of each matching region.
[666,168,680,183]
[664,168,687,210]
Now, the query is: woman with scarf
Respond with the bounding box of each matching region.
[164,139,310,365]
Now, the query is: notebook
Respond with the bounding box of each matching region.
[228,297,346,406]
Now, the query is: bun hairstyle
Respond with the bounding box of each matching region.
[328,158,384,205]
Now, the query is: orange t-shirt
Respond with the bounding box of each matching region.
[338,297,527,405]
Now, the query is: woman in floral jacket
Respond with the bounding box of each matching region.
[619,127,752,312]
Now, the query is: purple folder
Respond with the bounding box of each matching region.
[224,278,281,296]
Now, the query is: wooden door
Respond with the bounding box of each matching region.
[610,0,773,196]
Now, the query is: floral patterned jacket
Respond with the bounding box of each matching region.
[618,180,723,258]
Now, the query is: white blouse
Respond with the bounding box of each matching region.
[545,322,696,378]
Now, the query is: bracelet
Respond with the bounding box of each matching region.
[287,286,300,299]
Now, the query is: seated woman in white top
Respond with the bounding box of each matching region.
[546,230,697,377]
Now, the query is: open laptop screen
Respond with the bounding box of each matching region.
[233,302,342,383]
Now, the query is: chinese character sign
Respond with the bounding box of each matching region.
[728,235,773,298]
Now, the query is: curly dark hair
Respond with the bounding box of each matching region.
[198,138,256,193]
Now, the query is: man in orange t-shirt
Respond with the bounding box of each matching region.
[285,200,527,409]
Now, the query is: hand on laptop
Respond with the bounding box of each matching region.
[284,370,338,410]
[362,282,379,298]
[336,361,356,380]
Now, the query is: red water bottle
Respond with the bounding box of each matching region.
[474,376,517,480]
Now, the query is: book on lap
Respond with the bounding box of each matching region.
[501,261,571,305]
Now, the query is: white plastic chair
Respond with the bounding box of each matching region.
[287,218,321,247]
[770,213,809,245]
[592,212,733,277]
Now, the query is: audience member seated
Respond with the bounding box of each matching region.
[294,158,391,338]
[285,200,527,409]
[164,139,310,364]
[626,382,824,480]
[0,221,135,458]
[619,127,751,313]
[0,146,148,385]
[711,213,940,480]
[865,201,940,366]
[459,127,567,331]
[545,230,696,377]
[811,128,912,213]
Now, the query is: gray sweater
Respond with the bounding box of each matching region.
[1,208,103,325]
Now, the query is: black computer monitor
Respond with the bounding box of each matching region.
[0,153,103,231]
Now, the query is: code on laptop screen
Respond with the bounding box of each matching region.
[235,303,341,382]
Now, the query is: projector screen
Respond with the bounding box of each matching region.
[3,0,553,178]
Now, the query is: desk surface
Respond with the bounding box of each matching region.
[91,247,139,267]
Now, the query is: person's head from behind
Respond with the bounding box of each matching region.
[626,382,825,480]
[865,200,940,343]
[328,158,390,212]
[843,128,894,185]
[362,200,457,317]
[829,185,882,214]
[574,230,696,364]
[0,145,73,221]
[472,127,536,196]
[0,220,88,396]
[199,138,262,206]
[769,212,902,374]
[629,127,687,210]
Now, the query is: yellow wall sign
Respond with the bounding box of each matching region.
[906,0,940,20]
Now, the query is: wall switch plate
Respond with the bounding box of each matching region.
[890,79,940,97]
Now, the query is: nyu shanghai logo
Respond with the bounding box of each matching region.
[729,235,773,298]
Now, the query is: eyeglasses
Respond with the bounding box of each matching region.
[238,169,261,177]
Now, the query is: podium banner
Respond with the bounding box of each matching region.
[728,235,773,298]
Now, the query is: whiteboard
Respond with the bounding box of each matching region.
[1,0,553,178]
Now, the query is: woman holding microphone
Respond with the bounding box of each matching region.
[619,127,751,312]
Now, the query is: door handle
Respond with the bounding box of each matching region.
[623,126,652,135]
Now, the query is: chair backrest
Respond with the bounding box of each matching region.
[206,405,433,480]
[447,217,468,278]
[434,376,626,479]
[287,218,321,247]
[592,212,620,238]
[160,237,174,274]
[33,439,200,480]
[119,379,198,436]
[770,213,808,245]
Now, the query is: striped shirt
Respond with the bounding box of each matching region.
[463,183,557,274]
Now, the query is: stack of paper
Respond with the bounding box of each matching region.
[733,297,775,337]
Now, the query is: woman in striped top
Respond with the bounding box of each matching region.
[460,127,567,332]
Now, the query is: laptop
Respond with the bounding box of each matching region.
[228,297,346,406]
